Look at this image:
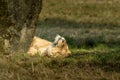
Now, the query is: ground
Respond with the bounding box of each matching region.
[0,0,120,80]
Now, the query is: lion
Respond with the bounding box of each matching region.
[27,35,71,57]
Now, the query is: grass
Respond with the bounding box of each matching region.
[0,49,120,80]
[0,0,120,80]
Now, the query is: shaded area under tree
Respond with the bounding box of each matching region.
[0,0,42,54]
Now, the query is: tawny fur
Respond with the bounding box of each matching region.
[27,35,71,57]
[27,36,51,56]
[46,35,71,57]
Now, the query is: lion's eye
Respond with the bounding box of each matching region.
[62,40,64,43]
[59,37,61,40]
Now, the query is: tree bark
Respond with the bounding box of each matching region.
[0,0,42,54]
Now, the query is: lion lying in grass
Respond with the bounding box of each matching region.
[27,35,71,57]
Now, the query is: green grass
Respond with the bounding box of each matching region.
[1,0,120,80]
[0,50,120,80]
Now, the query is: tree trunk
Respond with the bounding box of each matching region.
[0,0,42,54]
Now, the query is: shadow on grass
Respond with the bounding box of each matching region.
[37,17,120,48]
[66,36,120,48]
[38,17,120,28]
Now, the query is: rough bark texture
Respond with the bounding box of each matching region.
[0,0,42,54]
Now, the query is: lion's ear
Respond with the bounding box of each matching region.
[54,34,61,43]
[55,34,61,39]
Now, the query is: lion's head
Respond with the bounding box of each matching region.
[50,35,71,57]
[53,35,66,48]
